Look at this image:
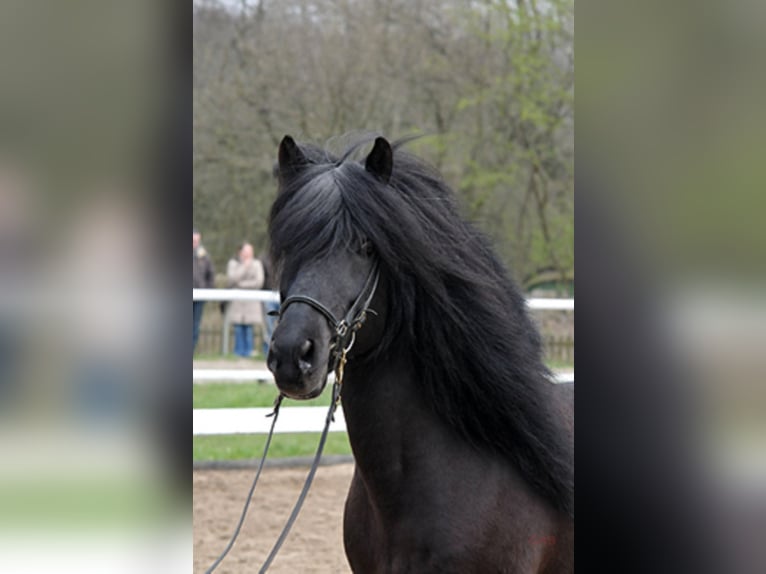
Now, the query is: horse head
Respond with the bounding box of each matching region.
[266,135,391,400]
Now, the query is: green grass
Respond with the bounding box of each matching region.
[545,359,574,370]
[193,382,345,461]
[194,432,352,461]
[193,364,574,461]
[193,382,334,409]
[193,352,267,361]
[0,478,171,527]
[194,352,572,369]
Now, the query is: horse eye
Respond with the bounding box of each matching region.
[360,239,374,257]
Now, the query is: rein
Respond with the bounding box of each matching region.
[205,264,379,574]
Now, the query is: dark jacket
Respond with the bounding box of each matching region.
[193,245,215,288]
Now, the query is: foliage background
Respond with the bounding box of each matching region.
[193,0,573,288]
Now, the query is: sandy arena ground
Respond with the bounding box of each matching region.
[194,463,355,573]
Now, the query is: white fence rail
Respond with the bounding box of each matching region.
[193,371,574,435]
[193,369,574,385]
[193,289,574,310]
[193,288,280,302]
[193,290,573,436]
[194,407,345,435]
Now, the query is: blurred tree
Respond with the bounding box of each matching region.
[193,0,573,285]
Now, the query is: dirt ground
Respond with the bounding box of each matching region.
[194,463,355,573]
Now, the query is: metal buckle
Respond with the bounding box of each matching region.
[336,320,349,338]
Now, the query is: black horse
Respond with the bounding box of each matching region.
[267,134,573,573]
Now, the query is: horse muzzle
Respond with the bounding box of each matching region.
[267,320,331,399]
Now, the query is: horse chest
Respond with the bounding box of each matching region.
[342,428,558,573]
[339,367,569,572]
[343,468,556,574]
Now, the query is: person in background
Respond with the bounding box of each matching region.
[260,251,280,357]
[226,242,264,358]
[193,228,215,352]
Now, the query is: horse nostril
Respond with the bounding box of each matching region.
[267,342,280,373]
[297,339,314,373]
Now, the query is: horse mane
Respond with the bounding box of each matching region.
[269,135,574,516]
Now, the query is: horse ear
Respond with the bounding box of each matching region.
[365,137,393,183]
[278,135,308,181]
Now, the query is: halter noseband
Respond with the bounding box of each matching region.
[272,263,380,370]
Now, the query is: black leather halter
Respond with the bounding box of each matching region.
[272,262,380,369]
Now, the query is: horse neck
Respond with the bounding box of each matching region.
[340,353,435,487]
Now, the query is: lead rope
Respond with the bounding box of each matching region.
[204,393,285,574]
[204,350,347,574]
[257,363,345,573]
[206,265,377,573]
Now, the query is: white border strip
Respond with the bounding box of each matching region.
[526,298,574,310]
[193,369,282,382]
[192,369,573,384]
[193,289,280,302]
[193,407,345,435]
[193,289,573,310]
